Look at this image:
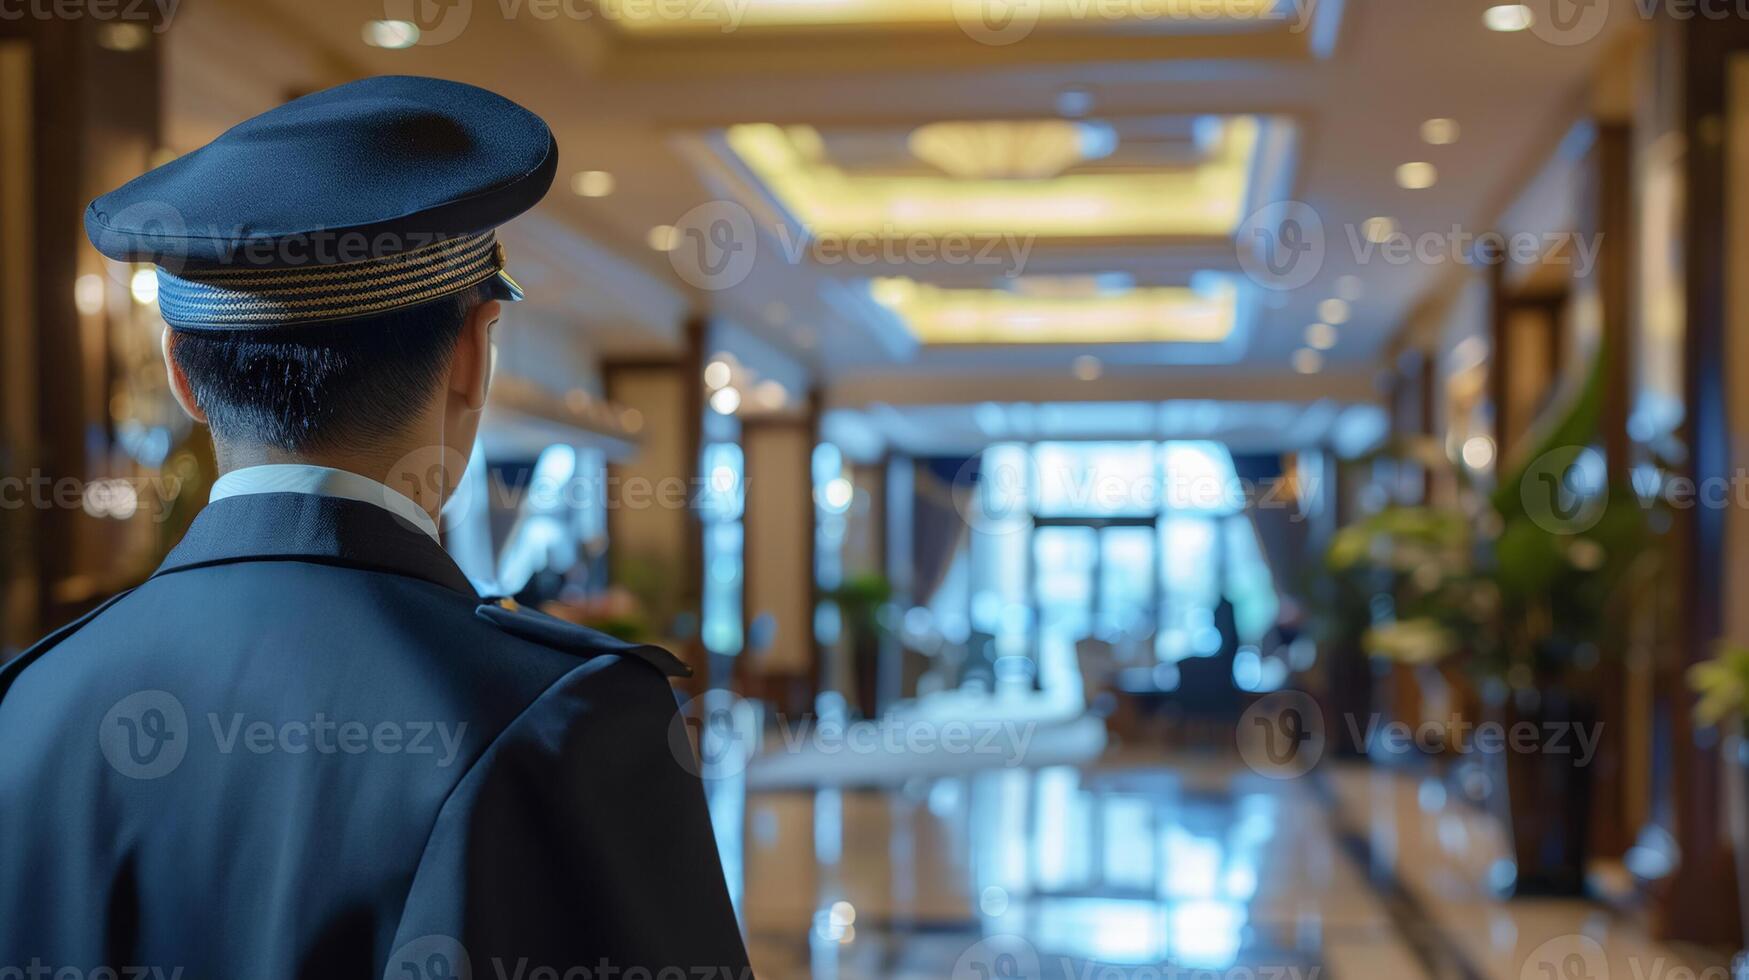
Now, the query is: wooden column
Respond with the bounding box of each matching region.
[1652,14,1749,947]
[601,317,705,664]
[0,14,161,648]
[1579,122,1639,859]
[737,397,819,716]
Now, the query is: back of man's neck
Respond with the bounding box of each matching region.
[213,443,441,522]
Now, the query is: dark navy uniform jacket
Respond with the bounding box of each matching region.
[0,491,749,979]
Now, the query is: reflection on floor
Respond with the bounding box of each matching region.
[711,746,1731,980]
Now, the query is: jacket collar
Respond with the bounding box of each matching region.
[152,492,478,598]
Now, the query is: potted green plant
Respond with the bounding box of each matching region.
[824,573,892,719]
[1320,496,1487,755]
[1470,350,1652,897]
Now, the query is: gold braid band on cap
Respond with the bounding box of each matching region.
[154,232,506,327]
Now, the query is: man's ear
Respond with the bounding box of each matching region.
[449,299,501,413]
[160,328,208,425]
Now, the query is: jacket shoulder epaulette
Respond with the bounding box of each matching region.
[474,602,692,679]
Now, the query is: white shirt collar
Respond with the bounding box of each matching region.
[208,464,441,544]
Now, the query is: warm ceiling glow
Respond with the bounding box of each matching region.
[725,116,1265,240]
[1292,349,1323,374]
[1318,298,1351,324]
[647,225,680,251]
[571,170,616,197]
[753,380,788,411]
[1361,216,1398,244]
[908,120,1117,180]
[870,275,1237,346]
[1305,322,1337,350]
[1421,118,1460,145]
[96,23,150,51]
[1396,162,1438,190]
[1482,4,1534,31]
[602,0,1285,33]
[74,274,106,316]
[362,20,419,48]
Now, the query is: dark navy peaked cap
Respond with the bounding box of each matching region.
[85,75,558,330]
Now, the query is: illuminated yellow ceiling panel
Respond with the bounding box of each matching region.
[870,275,1236,345]
[603,0,1284,33]
[726,116,1259,239]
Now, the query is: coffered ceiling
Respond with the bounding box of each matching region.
[160,0,1642,451]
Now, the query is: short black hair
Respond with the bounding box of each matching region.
[169,284,490,453]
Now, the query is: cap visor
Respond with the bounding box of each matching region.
[486,270,525,303]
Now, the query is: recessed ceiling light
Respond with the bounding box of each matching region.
[129,267,158,305]
[647,225,680,251]
[74,274,106,315]
[1335,274,1365,301]
[1318,298,1351,325]
[96,22,150,51]
[1361,217,1398,244]
[362,19,419,48]
[1462,435,1497,470]
[1483,4,1533,32]
[754,379,788,411]
[1305,322,1338,350]
[1421,118,1460,145]
[709,386,741,415]
[1293,349,1324,375]
[1056,88,1095,118]
[1396,162,1438,190]
[703,359,733,390]
[1072,355,1103,381]
[570,170,615,198]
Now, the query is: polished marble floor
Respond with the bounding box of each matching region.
[701,715,1734,980]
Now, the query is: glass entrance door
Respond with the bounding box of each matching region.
[1031,518,1159,700]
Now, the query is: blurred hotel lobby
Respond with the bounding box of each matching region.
[7,0,1749,977]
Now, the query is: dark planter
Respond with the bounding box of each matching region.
[1493,683,1598,898]
[849,627,881,719]
[1326,643,1375,758]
